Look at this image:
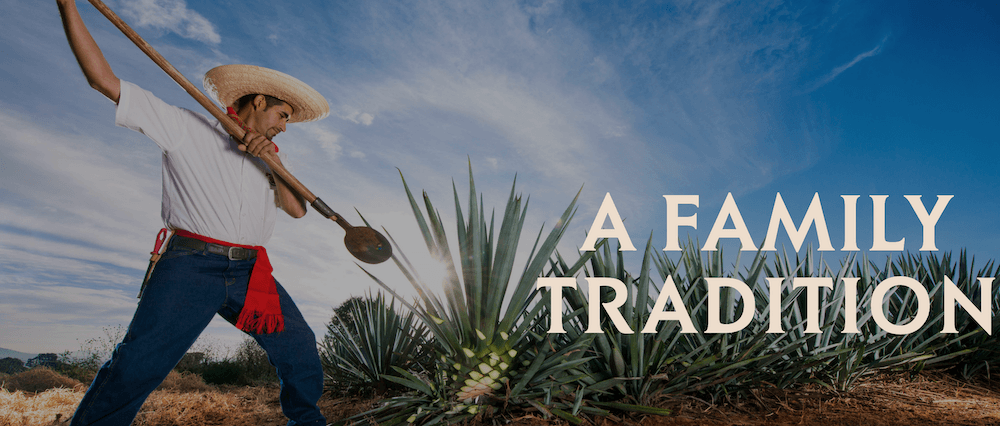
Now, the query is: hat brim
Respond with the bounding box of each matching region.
[204,65,329,123]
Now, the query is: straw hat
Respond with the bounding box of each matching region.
[203,64,330,123]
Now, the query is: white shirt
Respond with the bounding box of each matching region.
[116,81,281,246]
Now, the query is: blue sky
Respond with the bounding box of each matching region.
[1,0,997,354]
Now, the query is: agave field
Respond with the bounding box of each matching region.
[4,168,1000,425]
[317,167,1000,425]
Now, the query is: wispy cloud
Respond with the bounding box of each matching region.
[301,126,345,161]
[0,108,162,253]
[120,0,221,45]
[338,109,375,126]
[306,0,643,214]
[812,36,889,90]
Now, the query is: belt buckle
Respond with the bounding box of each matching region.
[226,246,245,260]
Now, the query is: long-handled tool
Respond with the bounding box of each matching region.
[86,0,391,264]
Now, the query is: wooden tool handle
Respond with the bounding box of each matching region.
[86,0,335,219]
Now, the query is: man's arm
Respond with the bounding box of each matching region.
[57,0,120,102]
[273,158,308,218]
[243,134,307,218]
[239,119,307,219]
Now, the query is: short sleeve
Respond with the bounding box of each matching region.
[115,81,196,152]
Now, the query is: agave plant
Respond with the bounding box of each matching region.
[557,237,916,401]
[344,166,612,424]
[327,161,1000,424]
[729,247,995,392]
[643,242,810,400]
[753,249,886,392]
[320,290,431,395]
[551,237,706,404]
[549,236,798,404]
[877,250,998,376]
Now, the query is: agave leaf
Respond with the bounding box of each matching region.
[383,367,435,396]
[501,186,582,332]
[550,408,583,425]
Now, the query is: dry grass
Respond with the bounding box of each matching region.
[155,371,211,393]
[4,370,1000,425]
[132,389,281,426]
[0,369,218,426]
[0,386,286,426]
[0,387,80,426]
[0,369,83,394]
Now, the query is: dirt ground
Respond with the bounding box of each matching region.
[330,372,1000,425]
[624,372,1000,426]
[5,372,1000,425]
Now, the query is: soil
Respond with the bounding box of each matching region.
[623,372,1000,426]
[330,372,1000,426]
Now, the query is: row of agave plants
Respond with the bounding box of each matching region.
[320,167,1000,425]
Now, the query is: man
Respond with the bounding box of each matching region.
[57,1,329,425]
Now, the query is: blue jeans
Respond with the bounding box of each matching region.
[71,238,327,426]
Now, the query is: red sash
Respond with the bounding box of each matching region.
[174,229,284,334]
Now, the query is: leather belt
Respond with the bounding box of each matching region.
[172,234,258,260]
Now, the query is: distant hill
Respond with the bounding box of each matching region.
[0,347,38,362]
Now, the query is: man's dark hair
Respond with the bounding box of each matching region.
[235,93,287,111]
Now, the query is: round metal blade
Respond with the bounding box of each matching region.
[344,227,392,264]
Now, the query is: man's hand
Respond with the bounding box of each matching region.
[236,130,305,217]
[239,130,276,158]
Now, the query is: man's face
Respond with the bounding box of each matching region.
[252,100,293,140]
